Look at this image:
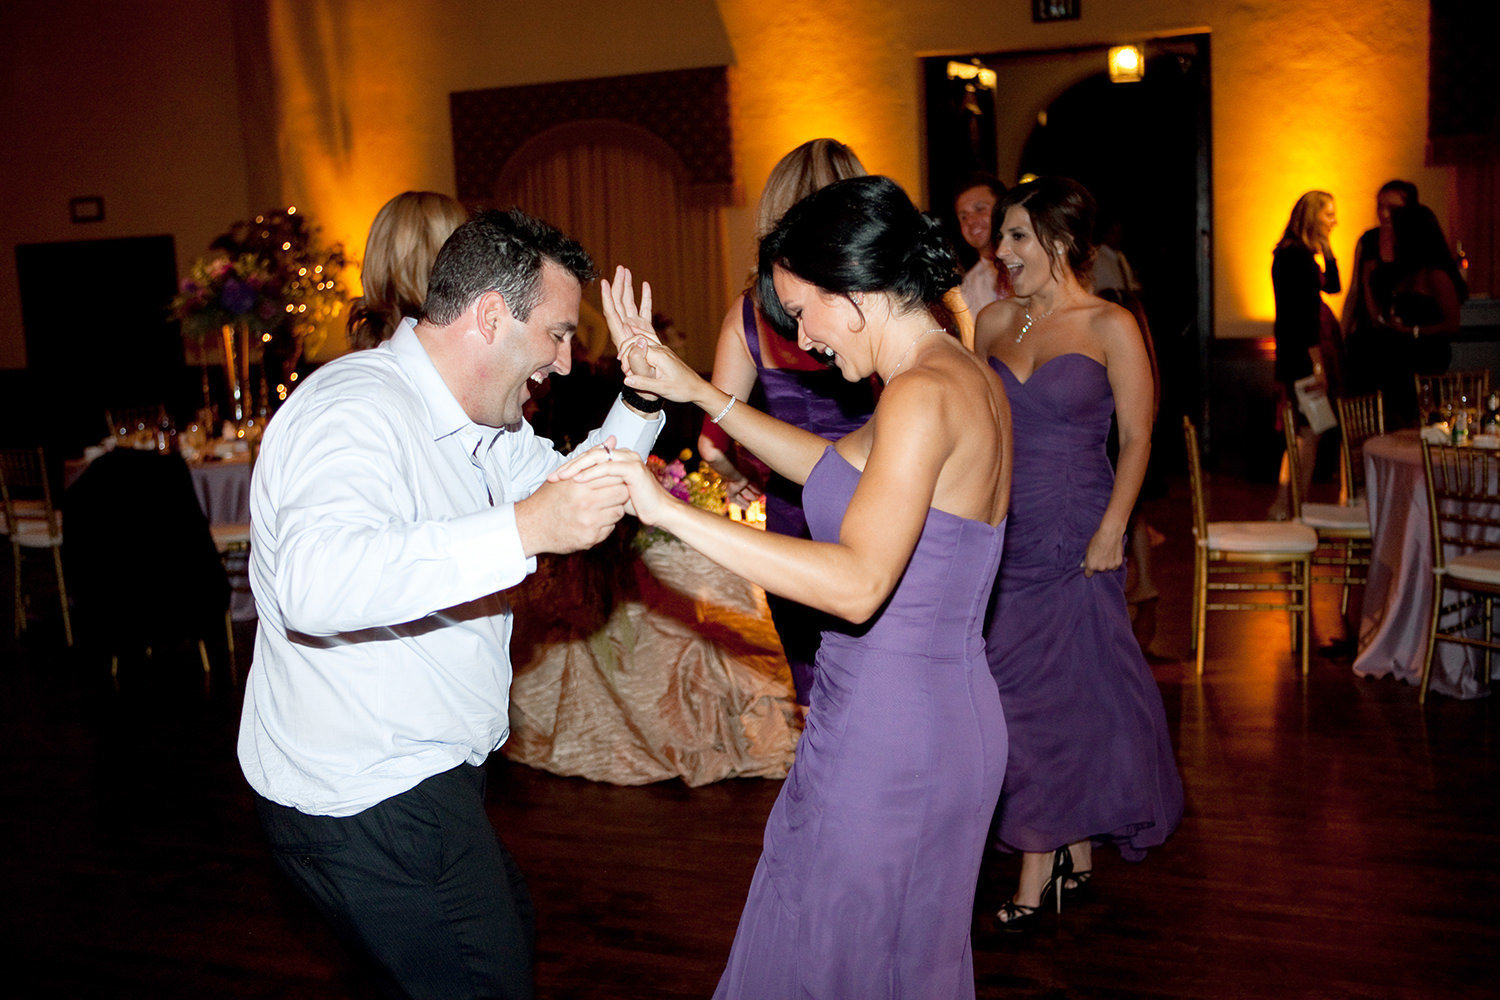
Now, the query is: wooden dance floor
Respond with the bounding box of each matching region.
[3,471,1498,999]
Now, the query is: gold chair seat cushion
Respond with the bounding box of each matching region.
[1445,551,1500,586]
[210,522,252,550]
[0,499,50,533]
[7,517,62,548]
[1299,500,1372,533]
[1206,520,1319,554]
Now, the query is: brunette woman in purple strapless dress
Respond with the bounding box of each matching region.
[570,176,1012,998]
[974,176,1183,932]
[699,138,875,706]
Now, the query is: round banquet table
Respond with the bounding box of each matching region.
[504,538,801,786]
[1354,430,1491,698]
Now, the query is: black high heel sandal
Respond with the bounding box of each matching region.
[1063,867,1094,902]
[996,847,1072,933]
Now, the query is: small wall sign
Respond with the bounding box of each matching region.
[69,196,105,223]
[1033,0,1080,22]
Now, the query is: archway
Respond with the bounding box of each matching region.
[925,35,1213,458]
[494,120,728,374]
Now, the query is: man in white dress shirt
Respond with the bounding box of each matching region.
[238,209,661,1000]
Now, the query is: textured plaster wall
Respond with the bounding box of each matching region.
[259,0,1459,344]
[0,0,251,369]
[0,0,1449,367]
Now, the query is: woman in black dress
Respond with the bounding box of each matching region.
[1269,190,1341,520]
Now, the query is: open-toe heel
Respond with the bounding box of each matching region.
[998,847,1072,933]
[1042,846,1072,914]
[995,898,1040,933]
[1063,867,1094,902]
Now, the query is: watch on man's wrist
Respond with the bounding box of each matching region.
[621,385,666,413]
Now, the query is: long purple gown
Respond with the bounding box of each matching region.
[714,447,1007,1000]
[744,296,875,704]
[985,354,1182,859]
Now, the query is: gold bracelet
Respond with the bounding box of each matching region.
[711,394,737,424]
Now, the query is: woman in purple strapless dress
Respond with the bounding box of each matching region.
[699,138,874,706]
[974,177,1183,931]
[580,175,1013,998]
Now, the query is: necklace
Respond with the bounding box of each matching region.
[887,327,944,381]
[1015,303,1059,343]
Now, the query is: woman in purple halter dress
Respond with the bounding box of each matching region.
[974,177,1183,931]
[581,176,1013,998]
[700,138,874,705]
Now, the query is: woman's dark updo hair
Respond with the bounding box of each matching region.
[755,175,961,339]
[995,176,1097,285]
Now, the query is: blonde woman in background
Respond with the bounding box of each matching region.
[1269,190,1341,520]
[697,138,876,707]
[346,191,469,350]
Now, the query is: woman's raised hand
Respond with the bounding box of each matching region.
[623,336,706,405]
[600,266,659,376]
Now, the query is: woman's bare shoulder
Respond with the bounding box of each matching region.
[973,298,1026,355]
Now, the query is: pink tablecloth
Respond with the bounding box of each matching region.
[190,457,255,621]
[1354,431,1490,698]
[188,455,252,526]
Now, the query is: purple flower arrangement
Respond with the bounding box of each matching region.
[634,451,730,550]
[170,207,348,355]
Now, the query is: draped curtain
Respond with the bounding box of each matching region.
[495,123,729,372]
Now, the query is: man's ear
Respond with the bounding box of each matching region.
[475,290,511,343]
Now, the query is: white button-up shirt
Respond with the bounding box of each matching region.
[960,258,1001,318]
[238,320,659,816]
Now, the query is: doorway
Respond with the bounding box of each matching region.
[924,34,1213,459]
[15,235,187,456]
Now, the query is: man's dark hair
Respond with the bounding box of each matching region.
[953,171,1007,206]
[422,208,595,325]
[1378,178,1420,206]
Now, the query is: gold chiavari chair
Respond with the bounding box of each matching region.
[0,447,72,645]
[1184,416,1319,676]
[1418,439,1500,704]
[1335,391,1385,505]
[208,436,258,679]
[1282,401,1373,621]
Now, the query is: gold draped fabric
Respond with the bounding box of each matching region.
[505,540,800,787]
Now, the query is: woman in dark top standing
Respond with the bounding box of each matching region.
[1363,203,1466,425]
[1342,180,1417,402]
[1269,190,1341,521]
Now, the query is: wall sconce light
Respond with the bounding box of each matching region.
[947,60,997,90]
[1108,45,1144,84]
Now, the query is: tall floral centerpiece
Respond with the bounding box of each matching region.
[171,206,348,427]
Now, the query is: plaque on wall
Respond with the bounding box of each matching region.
[1033,0,1080,22]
